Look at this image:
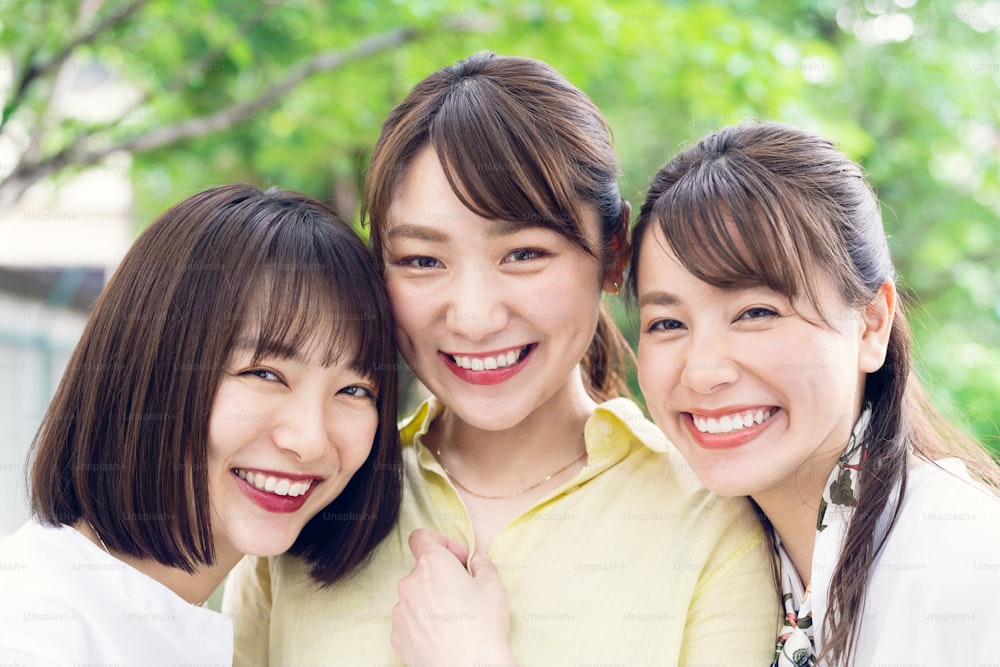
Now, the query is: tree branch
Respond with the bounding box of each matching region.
[0,25,421,208]
[121,2,282,116]
[24,0,109,164]
[0,0,151,132]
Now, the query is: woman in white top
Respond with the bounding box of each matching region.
[630,121,1000,665]
[0,184,402,666]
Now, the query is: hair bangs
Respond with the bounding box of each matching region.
[428,78,594,254]
[240,226,385,389]
[653,156,827,314]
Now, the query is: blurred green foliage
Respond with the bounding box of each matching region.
[2,0,997,452]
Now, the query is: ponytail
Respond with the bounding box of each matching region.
[582,304,634,402]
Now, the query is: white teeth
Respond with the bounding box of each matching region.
[235,469,313,498]
[452,347,525,371]
[719,415,733,433]
[692,409,775,435]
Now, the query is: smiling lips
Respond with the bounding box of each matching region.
[685,407,778,449]
[441,344,534,385]
[236,469,313,497]
[233,468,321,513]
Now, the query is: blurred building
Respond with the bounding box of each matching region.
[0,174,131,534]
[0,267,108,535]
[0,56,133,534]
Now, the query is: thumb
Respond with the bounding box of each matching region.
[408,528,470,564]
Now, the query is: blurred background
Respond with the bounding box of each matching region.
[2,0,998,536]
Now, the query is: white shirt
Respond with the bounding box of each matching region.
[811,458,1000,664]
[0,521,232,667]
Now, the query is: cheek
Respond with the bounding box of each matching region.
[525,264,602,323]
[636,342,679,398]
[767,333,859,408]
[384,277,425,341]
[335,407,381,471]
[205,383,245,463]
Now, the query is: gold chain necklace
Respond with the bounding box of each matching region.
[435,447,587,499]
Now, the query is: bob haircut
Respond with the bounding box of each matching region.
[29,184,402,585]
[364,51,633,401]
[628,121,1000,664]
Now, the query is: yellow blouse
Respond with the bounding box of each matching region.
[224,397,779,666]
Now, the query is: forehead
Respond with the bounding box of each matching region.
[387,146,601,244]
[636,226,694,290]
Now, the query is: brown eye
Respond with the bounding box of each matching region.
[241,369,281,382]
[645,318,684,333]
[503,248,548,263]
[399,256,442,269]
[737,307,778,321]
[339,385,376,400]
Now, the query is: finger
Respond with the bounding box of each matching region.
[441,535,472,565]
[408,528,470,563]
[407,528,448,558]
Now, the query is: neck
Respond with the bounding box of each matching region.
[753,454,842,584]
[77,520,241,606]
[756,494,819,585]
[431,368,598,493]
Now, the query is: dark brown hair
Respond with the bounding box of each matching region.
[364,51,632,401]
[628,121,1000,664]
[29,184,402,585]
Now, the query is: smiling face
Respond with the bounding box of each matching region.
[635,225,886,510]
[382,146,613,432]
[205,333,378,562]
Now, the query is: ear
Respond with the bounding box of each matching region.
[602,201,632,295]
[858,280,896,373]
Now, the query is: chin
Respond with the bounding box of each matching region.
[237,523,303,558]
[437,394,524,429]
[242,537,297,558]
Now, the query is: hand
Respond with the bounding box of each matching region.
[391,528,516,667]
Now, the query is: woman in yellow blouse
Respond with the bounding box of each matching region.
[224,53,779,666]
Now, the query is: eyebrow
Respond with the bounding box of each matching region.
[637,291,681,308]
[386,223,449,243]
[387,219,538,242]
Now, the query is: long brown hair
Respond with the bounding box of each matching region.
[364,51,632,401]
[628,121,1000,664]
[29,184,402,585]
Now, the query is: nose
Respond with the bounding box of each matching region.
[445,265,508,341]
[679,330,739,394]
[271,392,331,463]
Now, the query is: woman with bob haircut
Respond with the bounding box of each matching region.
[0,184,402,665]
[224,52,778,666]
[630,122,1000,665]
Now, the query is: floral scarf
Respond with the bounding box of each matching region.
[771,409,871,667]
